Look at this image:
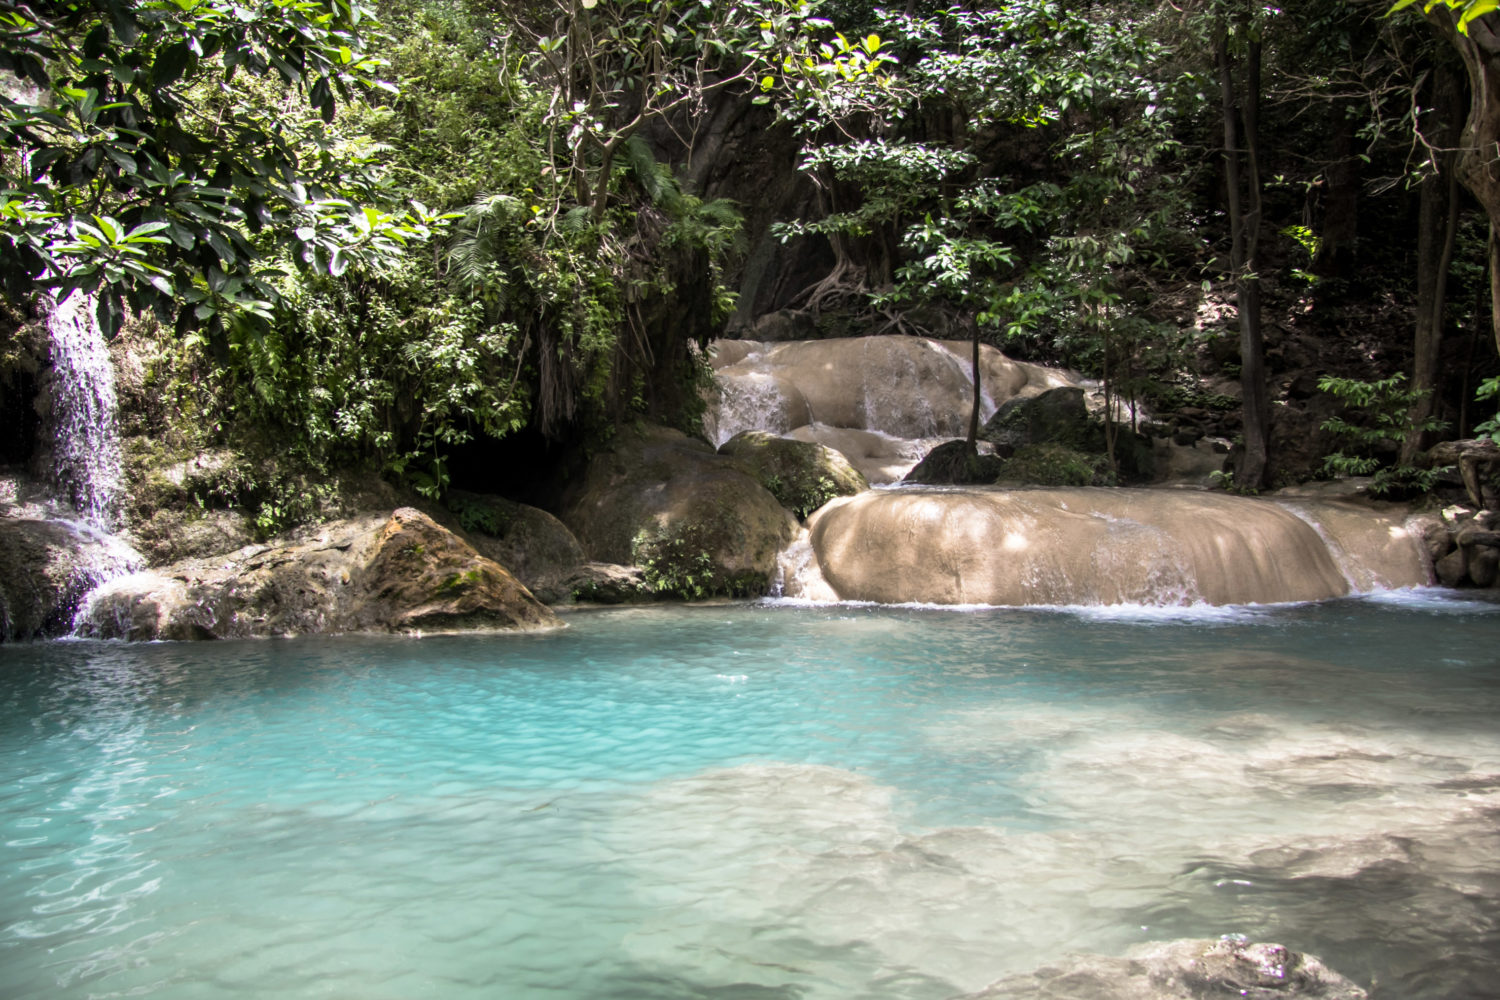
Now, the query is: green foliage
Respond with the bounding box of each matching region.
[224,252,530,496]
[763,472,842,521]
[774,2,1193,401]
[0,0,451,336]
[1474,375,1500,442]
[997,443,1113,488]
[1319,374,1450,496]
[634,532,718,601]
[180,0,757,492]
[1388,0,1498,35]
[631,522,767,600]
[446,495,507,538]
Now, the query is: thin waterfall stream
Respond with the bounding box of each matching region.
[38,291,142,627]
[45,290,125,532]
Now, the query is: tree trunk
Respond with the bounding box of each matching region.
[1312,116,1359,285]
[1422,9,1500,356]
[1217,16,1270,490]
[1405,64,1465,465]
[966,314,981,452]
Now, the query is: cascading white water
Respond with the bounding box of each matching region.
[37,290,143,633]
[46,290,125,531]
[706,336,1073,482]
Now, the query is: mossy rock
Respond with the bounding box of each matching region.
[984,387,1103,452]
[559,425,797,599]
[995,442,1115,487]
[76,508,560,640]
[718,430,867,519]
[444,490,586,603]
[982,388,1156,485]
[903,440,1006,485]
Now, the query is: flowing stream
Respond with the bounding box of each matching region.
[2,597,1497,999]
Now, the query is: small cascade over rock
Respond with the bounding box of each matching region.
[0,292,143,640]
[44,290,125,531]
[778,487,1429,607]
[706,336,1078,483]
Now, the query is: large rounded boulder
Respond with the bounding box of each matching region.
[560,425,797,597]
[0,517,141,640]
[718,430,867,519]
[445,491,587,603]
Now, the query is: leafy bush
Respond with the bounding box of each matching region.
[1319,375,1448,496]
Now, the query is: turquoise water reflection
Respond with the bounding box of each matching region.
[2,596,1498,998]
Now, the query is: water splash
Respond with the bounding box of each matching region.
[705,370,794,447]
[46,290,125,531]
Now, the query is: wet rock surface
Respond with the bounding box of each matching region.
[1410,506,1500,589]
[561,561,655,604]
[0,516,140,640]
[794,487,1427,606]
[76,507,560,639]
[705,336,1078,482]
[903,439,1005,485]
[963,938,1369,999]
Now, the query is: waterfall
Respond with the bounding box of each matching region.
[706,336,1072,483]
[38,290,143,634]
[46,290,125,531]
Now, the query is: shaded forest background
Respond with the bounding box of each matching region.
[4,0,1500,532]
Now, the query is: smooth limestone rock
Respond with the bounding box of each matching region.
[717,430,867,519]
[962,937,1368,999]
[560,425,797,597]
[76,507,560,639]
[793,487,1427,607]
[787,423,940,485]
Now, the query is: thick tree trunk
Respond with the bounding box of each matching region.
[1423,9,1500,356]
[1217,17,1270,490]
[1312,117,1360,284]
[1405,65,1465,465]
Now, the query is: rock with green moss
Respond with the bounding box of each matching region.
[717,430,867,519]
[445,491,587,603]
[983,387,1155,483]
[995,442,1115,487]
[903,440,1005,485]
[984,386,1102,452]
[560,425,798,598]
[76,508,561,639]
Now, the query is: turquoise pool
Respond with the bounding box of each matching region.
[2,595,1498,998]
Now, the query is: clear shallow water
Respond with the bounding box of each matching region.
[1,595,1498,999]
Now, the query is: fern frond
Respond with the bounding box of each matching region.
[624,134,684,214]
[557,205,595,234]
